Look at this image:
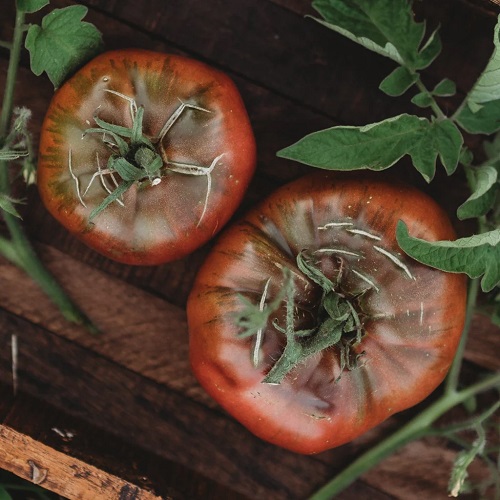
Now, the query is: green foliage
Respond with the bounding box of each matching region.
[432,78,456,97]
[281,1,500,498]
[379,66,418,96]
[278,114,462,182]
[16,0,48,14]
[310,0,441,70]
[396,222,500,293]
[457,166,498,220]
[25,5,103,88]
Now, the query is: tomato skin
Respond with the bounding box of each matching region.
[37,49,256,265]
[187,172,467,454]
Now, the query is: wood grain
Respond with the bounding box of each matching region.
[1,0,499,498]
[0,425,162,500]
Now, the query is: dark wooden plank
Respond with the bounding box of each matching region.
[0,388,246,500]
[0,307,335,500]
[79,0,499,125]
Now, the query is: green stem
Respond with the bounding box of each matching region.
[415,77,446,120]
[444,277,480,396]
[0,9,25,141]
[0,6,98,334]
[308,371,500,500]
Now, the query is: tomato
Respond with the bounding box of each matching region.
[187,172,467,454]
[37,49,256,265]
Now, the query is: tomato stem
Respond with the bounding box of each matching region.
[0,5,99,334]
[308,370,500,500]
[445,277,481,396]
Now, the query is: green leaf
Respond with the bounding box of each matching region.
[456,99,500,134]
[16,0,48,13]
[89,180,134,221]
[0,194,23,219]
[25,5,103,88]
[484,131,500,162]
[379,66,418,96]
[396,221,500,292]
[310,0,441,70]
[108,157,143,182]
[457,166,498,220]
[278,114,462,182]
[432,119,463,175]
[432,78,456,97]
[415,26,442,70]
[411,91,433,108]
[456,16,500,133]
[463,16,500,106]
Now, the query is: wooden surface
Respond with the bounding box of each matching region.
[1,1,499,499]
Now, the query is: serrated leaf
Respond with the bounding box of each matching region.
[278,114,462,182]
[457,166,498,220]
[16,0,48,13]
[25,5,103,88]
[311,0,441,70]
[457,16,500,134]
[433,78,457,96]
[457,98,500,134]
[396,221,500,292]
[432,119,463,175]
[411,91,433,108]
[379,66,418,96]
[415,26,442,70]
[464,16,500,106]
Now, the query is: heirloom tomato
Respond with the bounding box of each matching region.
[37,49,256,265]
[187,172,467,454]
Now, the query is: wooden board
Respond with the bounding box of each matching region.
[0,0,499,499]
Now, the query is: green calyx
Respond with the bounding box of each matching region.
[84,106,164,221]
[237,251,366,385]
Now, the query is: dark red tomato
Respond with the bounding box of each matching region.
[187,172,467,454]
[37,49,256,265]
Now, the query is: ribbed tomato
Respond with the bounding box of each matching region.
[37,49,256,265]
[187,172,466,454]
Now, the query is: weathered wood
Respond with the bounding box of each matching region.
[1,0,499,498]
[0,425,163,500]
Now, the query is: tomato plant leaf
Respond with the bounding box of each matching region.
[432,119,463,175]
[411,91,433,108]
[310,0,441,70]
[432,78,456,97]
[278,114,462,182]
[16,0,48,13]
[25,5,103,88]
[462,16,500,106]
[457,166,498,220]
[456,16,500,133]
[379,66,418,96]
[456,99,500,134]
[396,221,500,292]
